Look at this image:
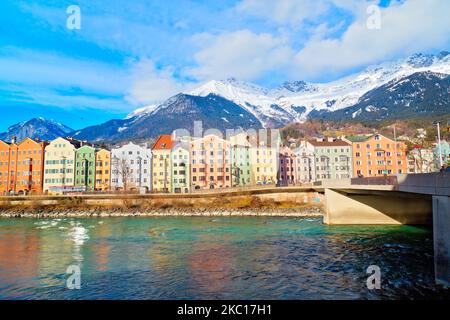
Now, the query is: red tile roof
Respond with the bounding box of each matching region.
[152,134,174,150]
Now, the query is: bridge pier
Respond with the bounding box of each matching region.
[324,188,432,225]
[433,196,450,288]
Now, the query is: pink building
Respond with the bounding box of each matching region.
[190,134,232,190]
[278,146,297,185]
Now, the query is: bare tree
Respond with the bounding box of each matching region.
[114,157,132,191]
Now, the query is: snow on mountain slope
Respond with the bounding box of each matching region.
[184,51,450,125]
[0,117,74,142]
[125,104,158,119]
[187,78,295,126]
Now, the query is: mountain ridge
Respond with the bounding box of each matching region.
[0,117,73,142]
[2,51,449,143]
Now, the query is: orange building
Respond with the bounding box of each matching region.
[95,148,111,191]
[16,138,47,194]
[0,139,14,195]
[346,134,407,177]
[0,137,47,195]
[190,134,232,190]
[0,138,18,195]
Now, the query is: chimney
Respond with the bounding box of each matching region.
[11,136,16,144]
[327,137,334,142]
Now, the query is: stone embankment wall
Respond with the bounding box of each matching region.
[0,191,325,218]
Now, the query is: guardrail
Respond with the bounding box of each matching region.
[350,176,398,186]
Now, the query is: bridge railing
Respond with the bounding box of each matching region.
[350,176,398,186]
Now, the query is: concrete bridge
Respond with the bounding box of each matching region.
[318,173,450,287]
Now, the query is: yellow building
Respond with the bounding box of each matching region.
[43,137,78,193]
[151,135,174,192]
[248,130,279,185]
[95,149,111,191]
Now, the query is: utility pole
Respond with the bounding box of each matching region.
[437,122,443,168]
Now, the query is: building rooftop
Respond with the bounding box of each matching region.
[172,141,189,151]
[345,133,398,143]
[345,135,373,142]
[152,134,174,150]
[308,138,350,147]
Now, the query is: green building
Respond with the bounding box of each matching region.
[75,145,96,191]
[230,133,252,187]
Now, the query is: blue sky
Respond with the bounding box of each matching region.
[1,0,449,131]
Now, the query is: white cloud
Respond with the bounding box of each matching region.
[186,30,293,81]
[127,59,195,105]
[293,0,450,79]
[236,0,330,27]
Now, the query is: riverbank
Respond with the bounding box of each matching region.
[0,206,323,218]
[0,193,324,218]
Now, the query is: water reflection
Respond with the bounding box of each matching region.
[0,217,448,300]
[0,228,40,298]
[187,242,237,298]
[91,221,111,272]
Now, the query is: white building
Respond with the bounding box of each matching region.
[171,141,190,193]
[43,137,78,193]
[293,141,316,183]
[111,142,152,191]
[408,147,436,173]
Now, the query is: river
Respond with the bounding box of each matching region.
[0,216,448,299]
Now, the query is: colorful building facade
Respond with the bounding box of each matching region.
[16,138,46,194]
[111,142,152,191]
[190,134,232,190]
[152,135,174,192]
[95,149,111,191]
[75,145,96,191]
[307,138,352,180]
[229,133,251,187]
[294,141,316,183]
[278,146,297,185]
[43,137,77,193]
[407,147,436,173]
[248,131,278,185]
[171,141,190,193]
[0,139,15,195]
[433,140,450,169]
[346,134,407,177]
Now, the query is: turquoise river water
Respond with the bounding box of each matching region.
[0,216,449,299]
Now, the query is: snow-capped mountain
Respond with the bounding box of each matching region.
[187,77,295,127]
[0,117,74,142]
[125,104,158,119]
[70,51,450,142]
[312,71,450,122]
[185,51,450,125]
[6,51,448,143]
[72,93,262,142]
